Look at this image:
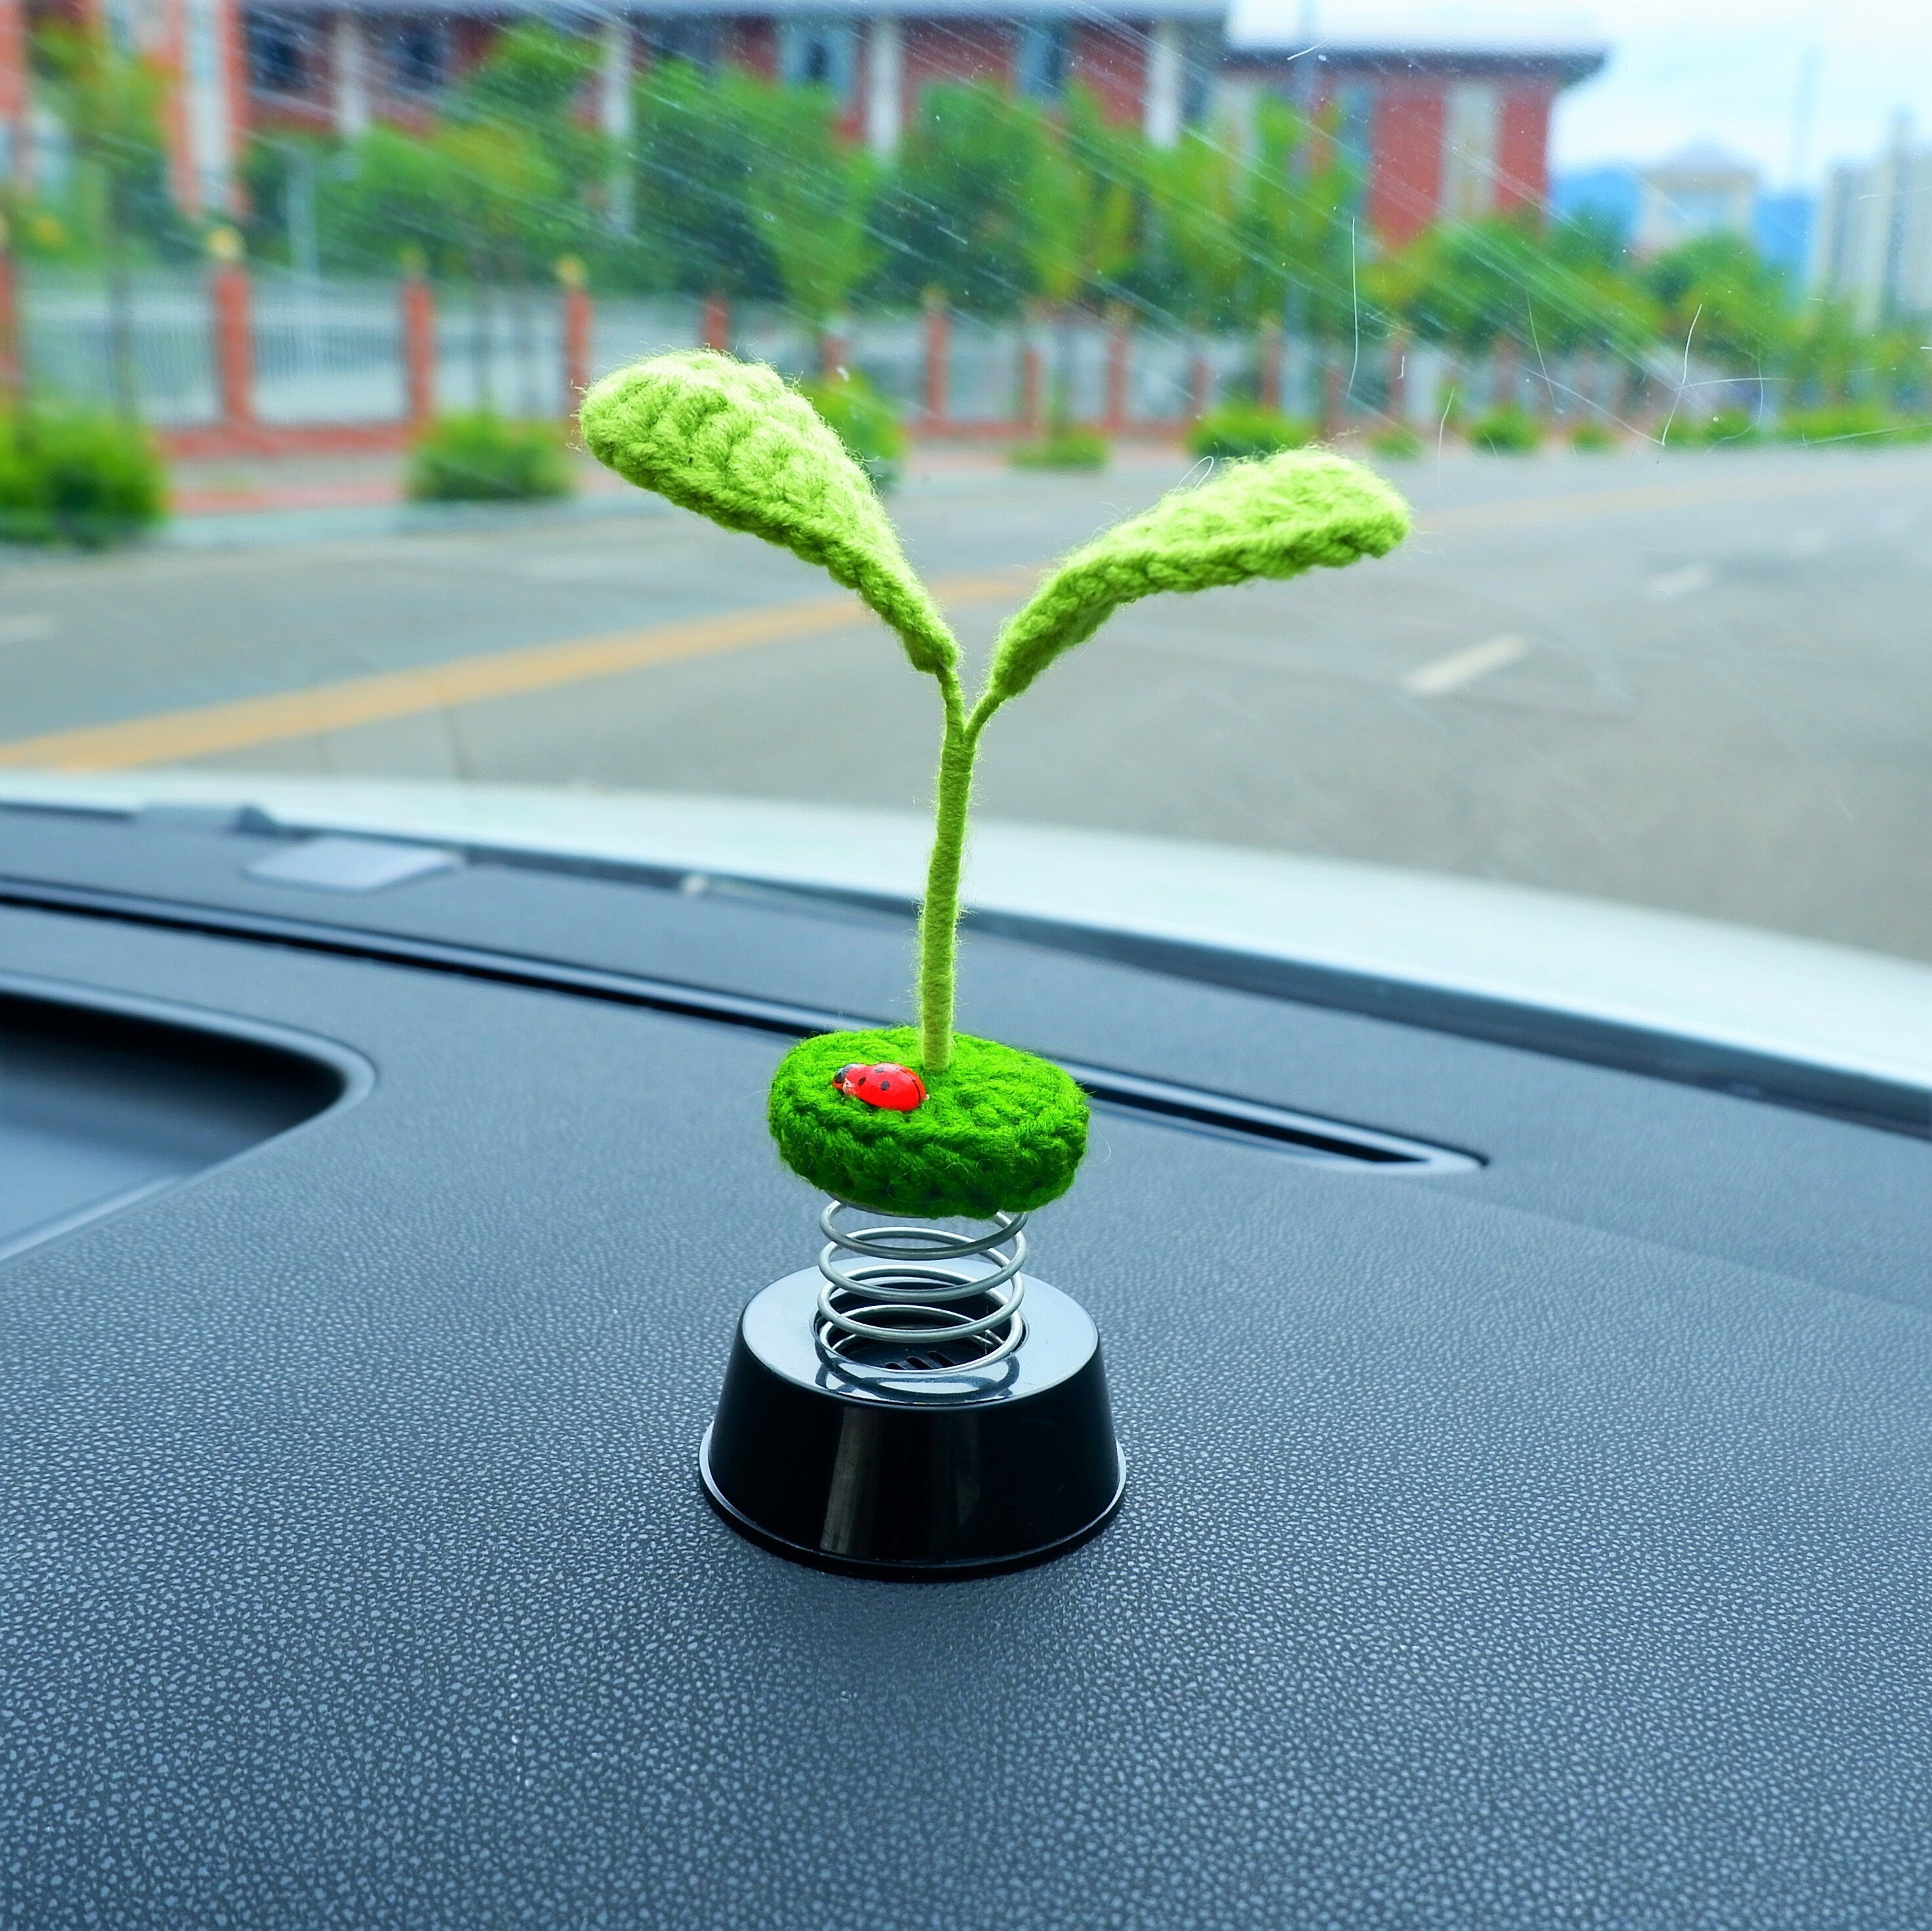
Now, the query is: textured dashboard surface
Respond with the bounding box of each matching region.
[1,817,1929,1929]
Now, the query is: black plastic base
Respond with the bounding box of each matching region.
[699,1269,1125,1580]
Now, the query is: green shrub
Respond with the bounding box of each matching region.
[1010,425,1109,471]
[1469,404,1543,454]
[0,408,166,548]
[1570,421,1617,452]
[1777,403,1932,448]
[797,372,905,490]
[1187,404,1316,462]
[1369,423,1423,459]
[406,413,573,502]
[1663,404,1761,448]
[1698,406,1762,446]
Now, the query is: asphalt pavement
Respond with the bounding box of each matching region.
[1,440,1927,965]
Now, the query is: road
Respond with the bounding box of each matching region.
[1,441,1928,965]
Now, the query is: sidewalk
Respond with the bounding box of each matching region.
[167,450,636,518]
[163,436,1195,526]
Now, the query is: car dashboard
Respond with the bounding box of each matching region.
[1,798,1927,1928]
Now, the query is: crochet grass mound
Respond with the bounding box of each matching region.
[768,1029,1089,1221]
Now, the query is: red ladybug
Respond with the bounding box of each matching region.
[831,1062,927,1112]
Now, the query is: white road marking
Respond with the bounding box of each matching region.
[1646,563,1715,601]
[0,614,55,645]
[1401,634,1531,696]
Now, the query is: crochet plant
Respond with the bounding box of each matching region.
[579,351,1411,1219]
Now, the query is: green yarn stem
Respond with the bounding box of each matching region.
[917,672,976,1076]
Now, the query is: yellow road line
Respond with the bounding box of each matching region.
[1421,464,1878,534]
[0,458,1904,774]
[0,566,1038,774]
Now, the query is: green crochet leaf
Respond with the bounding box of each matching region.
[578,350,959,678]
[978,448,1412,712]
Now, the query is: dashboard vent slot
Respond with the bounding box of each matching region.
[1062,1064,1477,1172]
[0,877,1479,1177]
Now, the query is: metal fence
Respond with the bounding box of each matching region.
[20,269,219,426]
[845,316,925,411]
[431,284,569,418]
[11,269,1682,437]
[593,297,707,384]
[252,271,406,425]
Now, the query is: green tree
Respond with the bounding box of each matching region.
[240,133,335,273]
[443,121,569,407]
[1644,232,1791,372]
[1237,100,1363,341]
[447,30,606,405]
[869,83,1055,314]
[325,118,563,406]
[32,23,190,414]
[740,77,879,368]
[451,21,596,132]
[322,28,602,284]
[631,61,781,299]
[1141,131,1246,328]
[1025,87,1138,311]
[322,124,468,273]
[1379,216,1541,358]
[319,24,607,406]
[1371,216,1518,425]
[1528,215,1656,360]
[1780,299,1863,406]
[1022,87,1138,412]
[449,21,606,261]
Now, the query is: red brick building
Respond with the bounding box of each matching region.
[237,0,1223,162]
[0,0,24,190]
[4,0,252,216]
[0,2,1595,242]
[1220,35,1606,246]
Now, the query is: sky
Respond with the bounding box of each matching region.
[1227,0,1932,186]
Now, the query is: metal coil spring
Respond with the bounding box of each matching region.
[815,1199,1028,1372]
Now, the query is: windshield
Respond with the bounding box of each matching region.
[0,0,1925,970]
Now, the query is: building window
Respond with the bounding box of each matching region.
[1015,22,1070,102]
[1441,81,1501,221]
[645,20,724,70]
[778,18,858,103]
[383,20,448,97]
[244,10,311,95]
[1328,79,1372,208]
[1179,25,1216,129]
